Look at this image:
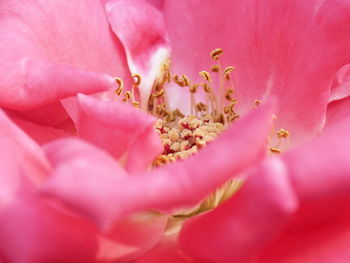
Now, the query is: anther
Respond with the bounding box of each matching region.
[115,77,124,95]
[202,83,211,93]
[211,65,220,72]
[173,75,186,87]
[123,91,131,102]
[210,48,224,60]
[133,101,140,108]
[182,75,190,86]
[277,129,289,139]
[224,66,235,80]
[132,73,142,86]
[270,147,281,154]
[189,84,199,93]
[254,99,262,107]
[199,71,212,82]
[196,102,207,112]
[153,89,165,98]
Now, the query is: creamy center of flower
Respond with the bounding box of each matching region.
[113,48,290,219]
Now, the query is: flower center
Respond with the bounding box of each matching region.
[113,48,290,219]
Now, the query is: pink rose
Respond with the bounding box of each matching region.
[1,0,350,263]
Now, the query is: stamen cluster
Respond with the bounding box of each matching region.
[153,115,224,167]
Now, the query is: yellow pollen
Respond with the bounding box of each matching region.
[123,91,131,102]
[270,147,281,154]
[153,115,224,168]
[277,128,289,139]
[254,99,262,107]
[114,77,124,96]
[210,48,224,60]
[224,66,235,80]
[153,89,165,98]
[132,73,142,87]
[199,71,212,82]
[211,65,220,72]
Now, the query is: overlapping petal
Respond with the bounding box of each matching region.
[41,102,274,231]
[0,110,99,263]
[330,64,350,102]
[178,157,297,263]
[103,0,170,106]
[161,0,350,144]
[0,0,131,123]
[259,115,350,263]
[76,94,162,172]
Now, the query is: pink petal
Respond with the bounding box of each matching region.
[259,115,350,263]
[0,109,50,184]
[324,96,350,131]
[0,0,131,123]
[7,115,69,145]
[178,157,297,263]
[1,58,115,110]
[161,0,350,144]
[135,235,195,263]
[76,94,162,171]
[42,137,130,231]
[41,102,274,231]
[43,138,168,261]
[330,64,350,102]
[99,212,168,262]
[0,111,98,263]
[103,0,170,106]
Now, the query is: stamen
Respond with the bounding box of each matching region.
[199,71,212,82]
[114,77,124,96]
[123,91,131,102]
[270,147,281,154]
[132,73,142,87]
[210,48,224,60]
[254,99,262,107]
[210,65,220,72]
[223,66,235,80]
[277,128,289,139]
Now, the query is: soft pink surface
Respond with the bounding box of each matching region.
[330,64,350,102]
[0,0,130,123]
[0,110,99,263]
[135,236,194,263]
[41,102,274,231]
[76,94,162,172]
[179,157,297,263]
[161,0,350,144]
[258,116,350,263]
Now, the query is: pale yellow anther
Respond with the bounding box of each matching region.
[123,91,131,102]
[195,102,207,112]
[189,84,199,93]
[199,71,212,82]
[181,75,190,86]
[211,65,220,72]
[180,129,192,139]
[133,101,140,108]
[224,66,235,80]
[210,48,224,60]
[193,128,205,138]
[173,74,187,87]
[153,89,165,98]
[225,89,234,101]
[132,73,142,86]
[168,128,180,142]
[202,83,211,93]
[170,142,181,152]
[254,99,262,106]
[270,147,281,154]
[115,77,124,95]
[277,129,289,139]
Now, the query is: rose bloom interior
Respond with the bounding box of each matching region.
[1,0,350,263]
